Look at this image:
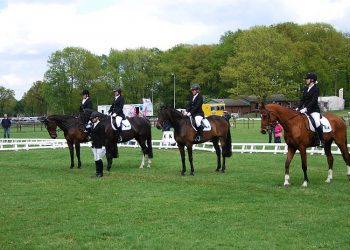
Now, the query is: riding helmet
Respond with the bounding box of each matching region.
[304,72,317,81]
[81,89,90,96]
[90,111,100,119]
[191,83,200,90]
[113,86,122,93]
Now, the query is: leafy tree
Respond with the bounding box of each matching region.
[0,86,16,116]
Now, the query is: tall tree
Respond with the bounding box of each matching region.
[0,86,16,115]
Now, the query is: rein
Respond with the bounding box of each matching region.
[265,109,300,130]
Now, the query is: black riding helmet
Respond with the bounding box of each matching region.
[82,89,90,96]
[191,83,200,90]
[90,111,99,119]
[113,86,122,93]
[304,72,317,81]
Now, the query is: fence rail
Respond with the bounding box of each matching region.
[0,138,345,155]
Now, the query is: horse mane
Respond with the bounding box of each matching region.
[48,114,78,130]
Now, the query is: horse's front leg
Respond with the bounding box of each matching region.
[68,142,75,169]
[187,146,195,176]
[284,146,296,187]
[324,144,334,183]
[76,143,81,169]
[178,144,186,176]
[299,146,309,187]
[212,140,222,172]
[105,149,113,171]
[139,154,145,169]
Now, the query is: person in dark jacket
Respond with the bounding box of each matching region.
[90,111,106,178]
[186,83,204,142]
[297,72,324,147]
[79,89,93,112]
[1,114,11,138]
[108,86,125,142]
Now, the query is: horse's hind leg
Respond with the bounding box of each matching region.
[324,144,334,183]
[76,143,81,169]
[212,140,222,172]
[68,143,75,169]
[188,146,195,176]
[178,144,186,176]
[299,147,309,187]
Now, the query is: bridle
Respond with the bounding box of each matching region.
[262,108,300,131]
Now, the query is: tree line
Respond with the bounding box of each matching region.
[1,22,349,116]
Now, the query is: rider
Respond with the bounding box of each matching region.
[297,72,325,147]
[186,83,204,142]
[108,86,125,143]
[90,111,106,178]
[79,89,93,135]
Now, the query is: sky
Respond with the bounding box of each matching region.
[1,0,350,100]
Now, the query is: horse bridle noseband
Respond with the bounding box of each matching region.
[263,108,299,130]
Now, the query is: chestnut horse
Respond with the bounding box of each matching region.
[156,107,232,175]
[260,103,350,187]
[41,112,153,170]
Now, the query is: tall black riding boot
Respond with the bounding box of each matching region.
[95,161,99,177]
[195,125,204,142]
[316,126,325,148]
[117,126,123,143]
[97,159,103,177]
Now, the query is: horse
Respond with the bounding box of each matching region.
[40,114,88,169]
[41,111,153,171]
[156,107,232,176]
[260,103,350,187]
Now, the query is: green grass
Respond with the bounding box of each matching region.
[1,147,350,249]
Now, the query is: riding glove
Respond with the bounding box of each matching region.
[186,112,191,117]
[300,108,307,114]
[112,113,117,117]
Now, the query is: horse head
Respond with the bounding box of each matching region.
[259,103,278,134]
[156,107,169,130]
[156,107,184,130]
[41,116,58,139]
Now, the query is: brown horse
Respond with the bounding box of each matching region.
[156,107,232,175]
[41,112,153,171]
[260,103,350,187]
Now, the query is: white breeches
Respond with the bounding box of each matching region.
[194,116,203,127]
[92,147,106,161]
[115,116,122,127]
[310,112,321,128]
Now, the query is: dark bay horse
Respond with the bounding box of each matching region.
[260,103,350,187]
[41,112,153,170]
[156,107,232,175]
[40,115,88,169]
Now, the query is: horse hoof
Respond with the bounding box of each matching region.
[215,169,220,172]
[180,171,185,176]
[221,170,225,173]
[190,172,194,176]
[283,183,290,188]
[325,178,332,183]
[302,181,308,188]
[70,166,74,169]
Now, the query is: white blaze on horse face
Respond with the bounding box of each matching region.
[284,174,290,186]
[325,169,333,183]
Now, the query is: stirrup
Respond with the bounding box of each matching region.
[194,135,201,142]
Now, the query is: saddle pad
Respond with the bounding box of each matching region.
[110,117,132,131]
[190,118,211,131]
[306,115,332,133]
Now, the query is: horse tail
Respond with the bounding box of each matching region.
[146,128,153,159]
[223,122,232,157]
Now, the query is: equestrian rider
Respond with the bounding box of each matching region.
[79,89,93,135]
[108,86,125,142]
[186,83,204,142]
[296,72,325,147]
[90,111,106,178]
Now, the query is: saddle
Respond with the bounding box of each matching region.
[189,117,211,131]
[302,114,332,133]
[110,117,132,131]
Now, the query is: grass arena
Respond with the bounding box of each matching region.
[1,124,350,249]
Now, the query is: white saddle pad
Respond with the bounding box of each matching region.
[305,115,332,133]
[110,117,132,131]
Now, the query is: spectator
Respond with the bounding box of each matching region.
[274,121,283,143]
[1,114,11,138]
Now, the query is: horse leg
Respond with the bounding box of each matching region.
[76,143,81,169]
[178,144,186,176]
[146,154,152,168]
[140,154,145,169]
[299,147,309,187]
[105,149,113,171]
[324,144,334,183]
[68,142,75,169]
[284,147,296,187]
[213,140,222,172]
[334,140,350,181]
[188,146,195,176]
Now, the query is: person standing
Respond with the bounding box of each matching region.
[296,72,324,147]
[108,86,125,142]
[274,121,283,143]
[186,83,204,142]
[90,111,106,178]
[1,114,11,138]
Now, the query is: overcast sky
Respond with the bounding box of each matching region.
[1,0,350,99]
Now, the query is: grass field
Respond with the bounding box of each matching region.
[1,146,350,249]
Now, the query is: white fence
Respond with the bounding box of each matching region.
[0,138,346,155]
